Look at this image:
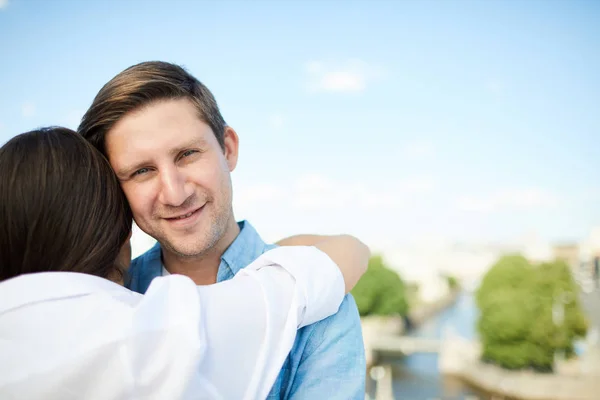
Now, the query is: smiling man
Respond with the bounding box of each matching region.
[78,61,366,399]
[104,97,239,286]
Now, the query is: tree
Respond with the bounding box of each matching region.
[351,255,409,317]
[445,274,459,290]
[476,255,588,371]
[476,254,533,309]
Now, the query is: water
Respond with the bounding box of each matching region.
[366,292,495,400]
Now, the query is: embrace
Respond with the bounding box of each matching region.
[0,61,368,399]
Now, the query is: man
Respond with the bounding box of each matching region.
[78,61,366,399]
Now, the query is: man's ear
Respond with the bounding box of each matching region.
[223,126,239,172]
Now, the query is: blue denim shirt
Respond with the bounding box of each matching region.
[126,221,366,399]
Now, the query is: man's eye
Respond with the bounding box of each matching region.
[133,168,149,176]
[182,150,197,158]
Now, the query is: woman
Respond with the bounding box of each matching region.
[0,127,369,400]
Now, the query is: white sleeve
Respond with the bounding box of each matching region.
[0,249,343,400]
[241,246,346,327]
[193,246,345,400]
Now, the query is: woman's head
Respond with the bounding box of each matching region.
[0,127,132,282]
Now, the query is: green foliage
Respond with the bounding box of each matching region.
[351,255,409,317]
[476,254,533,309]
[445,275,459,290]
[476,255,588,372]
[481,341,553,372]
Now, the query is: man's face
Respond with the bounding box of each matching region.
[105,98,238,258]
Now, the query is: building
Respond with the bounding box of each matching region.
[552,243,581,270]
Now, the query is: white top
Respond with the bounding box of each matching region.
[0,246,344,400]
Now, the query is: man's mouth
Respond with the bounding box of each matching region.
[165,206,204,222]
[175,211,195,220]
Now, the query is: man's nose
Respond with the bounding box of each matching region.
[158,167,192,207]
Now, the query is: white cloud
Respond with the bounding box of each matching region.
[232,173,437,250]
[0,0,8,10]
[456,188,559,213]
[230,174,593,267]
[268,114,285,131]
[304,59,384,93]
[237,184,285,204]
[21,102,36,118]
[401,140,436,160]
[397,177,435,193]
[320,71,366,92]
[235,173,434,213]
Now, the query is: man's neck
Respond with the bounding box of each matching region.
[161,219,241,285]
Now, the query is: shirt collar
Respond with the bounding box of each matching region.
[218,220,268,280]
[138,220,268,284]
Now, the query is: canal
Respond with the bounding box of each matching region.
[366,292,494,399]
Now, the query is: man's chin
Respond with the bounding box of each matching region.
[160,238,210,259]
[157,222,222,258]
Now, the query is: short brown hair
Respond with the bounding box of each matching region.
[78,61,226,155]
[0,127,132,282]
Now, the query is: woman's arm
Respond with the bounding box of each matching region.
[276,234,370,293]
[188,246,346,399]
[275,234,326,246]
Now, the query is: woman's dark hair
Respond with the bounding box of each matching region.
[0,127,132,282]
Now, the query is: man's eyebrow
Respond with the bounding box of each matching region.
[168,138,208,157]
[115,161,149,179]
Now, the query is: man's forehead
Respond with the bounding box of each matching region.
[107,132,210,158]
[108,98,210,137]
[107,118,213,153]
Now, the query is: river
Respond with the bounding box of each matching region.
[365,292,495,400]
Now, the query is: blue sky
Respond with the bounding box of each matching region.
[1,0,599,254]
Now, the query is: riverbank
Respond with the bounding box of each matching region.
[365,292,485,399]
[440,336,600,400]
[362,288,460,367]
[365,292,600,400]
[434,289,600,400]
